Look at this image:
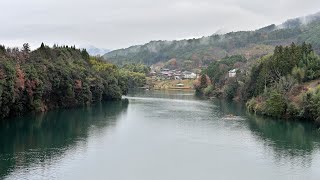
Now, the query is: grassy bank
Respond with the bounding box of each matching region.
[149,79,195,90]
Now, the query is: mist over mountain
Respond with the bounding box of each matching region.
[279,11,320,29]
[104,12,320,66]
[82,45,110,56]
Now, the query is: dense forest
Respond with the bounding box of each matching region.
[246,43,320,122]
[104,12,320,68]
[0,43,146,119]
[197,43,320,123]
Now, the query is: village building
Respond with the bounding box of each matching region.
[183,71,197,79]
[228,69,237,78]
[151,67,198,80]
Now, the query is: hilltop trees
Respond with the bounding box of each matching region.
[0,45,6,54]
[22,43,30,53]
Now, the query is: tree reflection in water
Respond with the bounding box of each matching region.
[0,100,128,178]
[213,99,320,168]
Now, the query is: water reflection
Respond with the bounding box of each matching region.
[247,114,320,167]
[213,99,320,168]
[127,89,199,100]
[0,100,128,178]
[2,91,320,179]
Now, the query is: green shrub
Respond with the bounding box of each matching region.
[246,98,257,112]
[223,80,239,100]
[203,85,214,96]
[303,86,320,122]
[265,90,287,117]
[32,99,43,112]
[292,66,305,83]
[287,103,300,118]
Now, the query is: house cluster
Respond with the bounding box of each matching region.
[150,68,198,80]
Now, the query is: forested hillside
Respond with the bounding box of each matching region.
[245,43,320,122]
[196,43,320,123]
[104,12,320,67]
[0,44,146,119]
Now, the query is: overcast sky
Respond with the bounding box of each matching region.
[1,0,320,50]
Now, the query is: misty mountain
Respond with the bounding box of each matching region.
[83,45,110,56]
[103,12,320,66]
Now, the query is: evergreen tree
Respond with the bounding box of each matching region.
[22,43,30,53]
[0,45,5,54]
[200,74,208,89]
[40,42,45,49]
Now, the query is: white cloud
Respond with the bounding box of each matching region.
[0,0,320,50]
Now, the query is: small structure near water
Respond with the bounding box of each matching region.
[176,83,184,87]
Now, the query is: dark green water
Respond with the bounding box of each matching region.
[1,90,320,179]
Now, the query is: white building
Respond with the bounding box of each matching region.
[183,72,197,79]
[228,69,237,78]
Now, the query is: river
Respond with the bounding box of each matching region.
[1,90,320,179]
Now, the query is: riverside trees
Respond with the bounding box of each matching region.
[0,44,146,119]
[200,43,320,122]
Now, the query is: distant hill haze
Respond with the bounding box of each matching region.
[103,12,320,67]
[83,45,110,56]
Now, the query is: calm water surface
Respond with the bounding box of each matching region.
[1,90,320,179]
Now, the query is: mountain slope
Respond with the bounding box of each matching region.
[103,12,320,66]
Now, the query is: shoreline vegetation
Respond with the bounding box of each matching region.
[148,79,195,90]
[196,43,320,123]
[2,42,320,124]
[0,43,147,119]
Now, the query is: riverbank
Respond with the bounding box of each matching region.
[246,78,320,122]
[198,44,320,123]
[147,79,195,90]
